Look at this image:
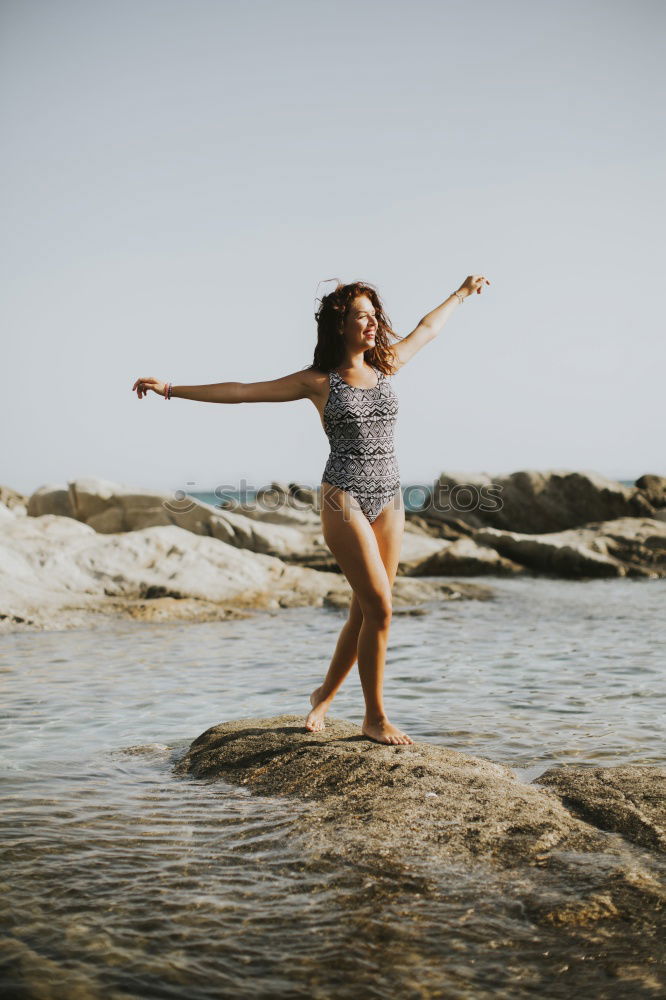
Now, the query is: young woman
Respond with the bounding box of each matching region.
[132,275,490,745]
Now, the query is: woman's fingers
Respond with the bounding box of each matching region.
[132,377,155,398]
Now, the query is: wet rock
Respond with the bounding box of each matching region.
[175,717,666,941]
[175,715,615,866]
[535,765,666,853]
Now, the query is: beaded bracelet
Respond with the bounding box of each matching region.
[164,382,173,400]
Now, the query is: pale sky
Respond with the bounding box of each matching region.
[2,0,664,497]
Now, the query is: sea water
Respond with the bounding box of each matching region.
[1,576,664,998]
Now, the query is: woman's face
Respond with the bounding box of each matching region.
[343,295,377,350]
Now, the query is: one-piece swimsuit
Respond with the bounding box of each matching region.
[321,363,401,523]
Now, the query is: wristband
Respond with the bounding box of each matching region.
[165,382,173,400]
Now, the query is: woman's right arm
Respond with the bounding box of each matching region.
[132,371,316,404]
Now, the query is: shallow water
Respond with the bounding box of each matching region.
[1,576,665,998]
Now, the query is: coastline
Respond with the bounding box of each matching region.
[1,469,665,634]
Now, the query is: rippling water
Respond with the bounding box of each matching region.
[1,576,665,998]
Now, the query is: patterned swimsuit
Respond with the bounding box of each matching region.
[321,364,401,523]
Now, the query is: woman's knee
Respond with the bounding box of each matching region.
[359,592,392,629]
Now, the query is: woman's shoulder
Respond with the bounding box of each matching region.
[298,366,332,398]
[300,365,331,384]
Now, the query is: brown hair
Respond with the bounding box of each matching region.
[305,280,403,376]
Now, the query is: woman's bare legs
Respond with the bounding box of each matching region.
[305,592,363,723]
[305,483,412,746]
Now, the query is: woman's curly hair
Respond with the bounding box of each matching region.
[305,280,403,376]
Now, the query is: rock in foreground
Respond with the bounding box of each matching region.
[175,717,666,941]
[177,715,606,863]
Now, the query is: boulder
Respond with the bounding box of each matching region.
[418,469,656,534]
[472,517,666,579]
[27,484,75,519]
[405,536,526,576]
[27,477,327,561]
[175,715,608,866]
[396,531,450,574]
[636,474,666,510]
[175,716,666,939]
[0,514,492,632]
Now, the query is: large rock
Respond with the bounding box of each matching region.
[472,517,666,579]
[0,515,333,630]
[636,474,666,510]
[405,536,526,576]
[175,716,666,938]
[27,483,75,519]
[0,514,491,632]
[175,715,608,865]
[27,477,326,561]
[25,476,471,573]
[418,469,658,534]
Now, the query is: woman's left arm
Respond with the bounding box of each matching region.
[391,274,490,370]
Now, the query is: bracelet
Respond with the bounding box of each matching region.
[453,290,465,305]
[165,382,173,400]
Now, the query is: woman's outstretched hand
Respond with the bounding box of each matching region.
[457,275,491,299]
[132,377,167,399]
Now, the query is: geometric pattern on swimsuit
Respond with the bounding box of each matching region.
[321,363,401,523]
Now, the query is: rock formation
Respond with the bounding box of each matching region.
[175,715,666,938]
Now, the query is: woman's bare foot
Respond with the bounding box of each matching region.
[362,716,414,746]
[305,685,332,733]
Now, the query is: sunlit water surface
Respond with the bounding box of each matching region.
[1,576,665,998]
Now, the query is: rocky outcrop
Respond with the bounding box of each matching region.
[175,716,666,937]
[472,517,666,579]
[417,470,660,534]
[27,477,326,561]
[23,477,481,575]
[175,715,609,865]
[0,510,491,632]
[400,517,666,579]
[14,474,666,591]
